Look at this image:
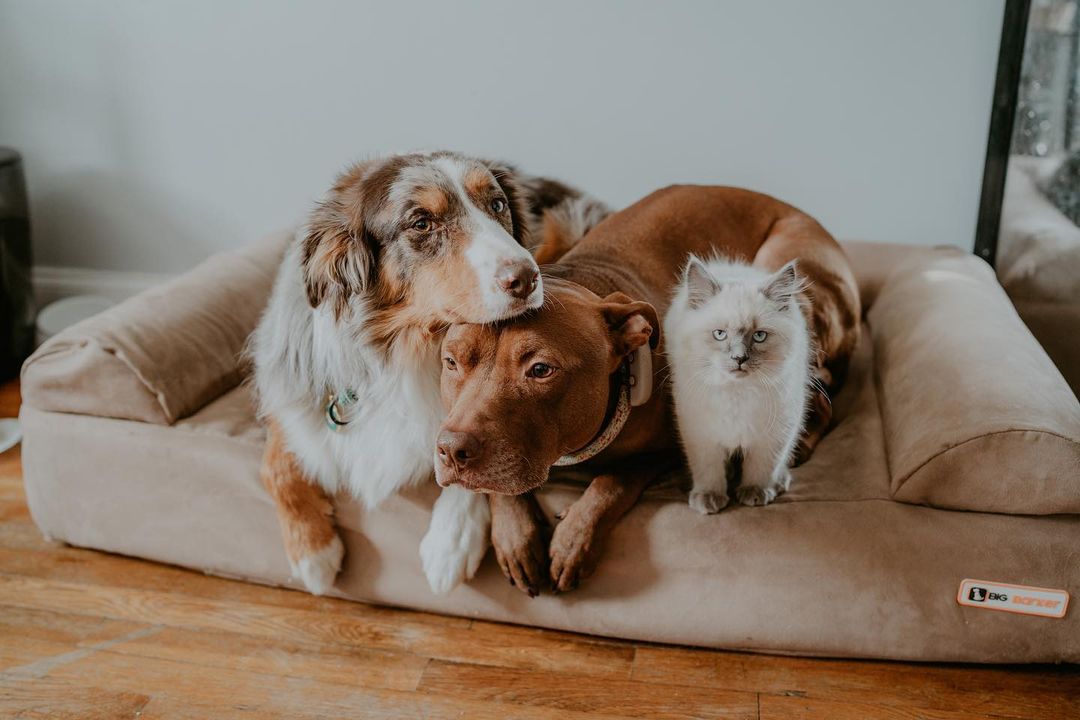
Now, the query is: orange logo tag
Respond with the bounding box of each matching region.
[957,579,1069,619]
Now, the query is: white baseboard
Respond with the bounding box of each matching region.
[32,266,173,308]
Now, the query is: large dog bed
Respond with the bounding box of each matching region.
[19,233,1080,662]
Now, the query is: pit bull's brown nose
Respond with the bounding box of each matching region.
[436,430,483,469]
[497,261,539,300]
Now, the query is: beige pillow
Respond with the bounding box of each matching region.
[21,231,290,425]
[870,249,1080,514]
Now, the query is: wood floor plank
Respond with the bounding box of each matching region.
[759,694,1006,720]
[37,649,639,720]
[0,573,634,678]
[417,659,758,720]
[633,647,1080,720]
[106,625,429,692]
[0,606,149,672]
[0,678,151,720]
[137,696,286,720]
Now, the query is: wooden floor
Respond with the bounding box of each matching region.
[0,380,1076,719]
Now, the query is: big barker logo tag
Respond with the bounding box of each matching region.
[957,579,1069,618]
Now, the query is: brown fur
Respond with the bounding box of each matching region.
[260,420,339,567]
[438,185,860,593]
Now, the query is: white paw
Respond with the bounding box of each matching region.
[736,485,778,507]
[689,490,729,515]
[420,491,490,595]
[291,535,345,596]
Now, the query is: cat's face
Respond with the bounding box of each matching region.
[678,260,801,386]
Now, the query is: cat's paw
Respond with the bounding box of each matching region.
[736,484,778,507]
[689,490,729,515]
[290,534,345,596]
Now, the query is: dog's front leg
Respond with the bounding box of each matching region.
[548,467,651,593]
[261,421,344,596]
[490,492,549,597]
[420,485,491,594]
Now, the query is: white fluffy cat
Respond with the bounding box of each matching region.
[665,255,812,513]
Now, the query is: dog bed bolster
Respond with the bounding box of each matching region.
[21,231,291,425]
[869,249,1080,514]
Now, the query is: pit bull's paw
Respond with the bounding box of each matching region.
[493,525,548,598]
[291,534,345,596]
[548,510,599,593]
[736,484,779,507]
[491,506,548,598]
[689,490,729,515]
[420,491,490,595]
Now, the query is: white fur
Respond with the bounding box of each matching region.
[294,534,345,596]
[252,237,482,595]
[435,156,543,319]
[419,484,491,594]
[665,257,812,512]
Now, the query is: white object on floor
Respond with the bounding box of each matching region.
[35,295,114,346]
[0,419,21,454]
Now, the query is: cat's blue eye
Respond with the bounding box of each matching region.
[753,330,768,342]
[712,329,727,341]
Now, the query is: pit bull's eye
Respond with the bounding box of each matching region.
[412,218,432,232]
[527,362,554,379]
[753,331,768,343]
[490,198,506,214]
[442,356,457,371]
[712,330,727,341]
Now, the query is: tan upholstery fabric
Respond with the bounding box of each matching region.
[20,394,1080,662]
[21,231,291,424]
[869,249,1080,514]
[17,238,1080,661]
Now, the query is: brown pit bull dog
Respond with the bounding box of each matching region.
[435,185,860,595]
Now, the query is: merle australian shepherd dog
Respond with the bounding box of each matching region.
[251,151,608,594]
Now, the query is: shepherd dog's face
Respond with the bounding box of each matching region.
[302,152,543,327]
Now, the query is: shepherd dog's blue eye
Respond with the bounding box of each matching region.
[712,330,727,341]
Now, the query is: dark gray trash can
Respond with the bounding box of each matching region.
[0,148,33,380]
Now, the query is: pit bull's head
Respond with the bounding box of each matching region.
[434,278,659,494]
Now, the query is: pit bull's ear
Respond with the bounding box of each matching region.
[601,292,660,358]
[301,196,377,311]
[684,255,720,309]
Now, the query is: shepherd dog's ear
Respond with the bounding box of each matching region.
[482,159,531,249]
[301,196,376,311]
[301,165,378,312]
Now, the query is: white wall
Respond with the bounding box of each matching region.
[0,0,1004,274]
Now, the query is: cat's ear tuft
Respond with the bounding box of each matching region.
[684,256,720,308]
[763,260,801,306]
